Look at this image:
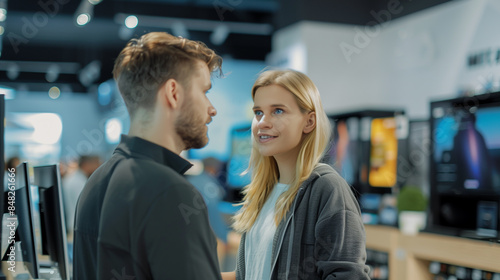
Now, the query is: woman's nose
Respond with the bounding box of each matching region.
[257,115,271,129]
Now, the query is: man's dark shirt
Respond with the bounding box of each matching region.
[73,135,221,279]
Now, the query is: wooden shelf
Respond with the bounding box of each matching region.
[399,232,500,273]
[365,225,500,280]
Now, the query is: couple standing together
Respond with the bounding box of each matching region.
[72,32,371,280]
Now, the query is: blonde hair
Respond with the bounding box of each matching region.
[232,69,332,233]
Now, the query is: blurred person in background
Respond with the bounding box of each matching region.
[62,155,101,236]
[186,157,235,267]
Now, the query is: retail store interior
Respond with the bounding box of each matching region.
[1,0,500,279]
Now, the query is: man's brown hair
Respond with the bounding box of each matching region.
[113,32,222,117]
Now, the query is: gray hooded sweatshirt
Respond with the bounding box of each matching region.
[235,163,371,280]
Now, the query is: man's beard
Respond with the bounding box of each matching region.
[175,105,209,150]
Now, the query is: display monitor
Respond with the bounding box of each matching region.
[326,110,405,199]
[32,164,70,280]
[402,119,431,198]
[368,117,398,188]
[429,92,500,236]
[325,117,359,185]
[1,162,40,278]
[0,94,4,277]
[226,124,252,189]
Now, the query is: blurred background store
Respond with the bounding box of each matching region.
[1,0,500,279]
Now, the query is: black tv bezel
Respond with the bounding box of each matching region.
[2,162,40,278]
[33,164,70,280]
[428,91,500,237]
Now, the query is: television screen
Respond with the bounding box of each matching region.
[368,117,398,188]
[432,104,500,195]
[430,92,500,235]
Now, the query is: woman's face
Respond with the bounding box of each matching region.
[252,84,311,161]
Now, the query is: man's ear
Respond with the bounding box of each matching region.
[303,111,316,134]
[161,79,181,109]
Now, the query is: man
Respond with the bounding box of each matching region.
[73,32,223,279]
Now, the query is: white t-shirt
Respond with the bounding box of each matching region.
[245,183,289,280]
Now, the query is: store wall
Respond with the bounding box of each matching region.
[271,0,498,119]
[6,91,106,162]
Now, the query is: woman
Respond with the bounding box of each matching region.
[222,69,370,280]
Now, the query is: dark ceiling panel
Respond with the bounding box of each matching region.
[0,0,453,93]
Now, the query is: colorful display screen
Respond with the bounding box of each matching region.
[369,118,398,187]
[326,118,359,185]
[432,106,500,195]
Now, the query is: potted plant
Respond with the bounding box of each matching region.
[397,186,428,235]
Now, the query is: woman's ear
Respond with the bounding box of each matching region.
[303,111,316,134]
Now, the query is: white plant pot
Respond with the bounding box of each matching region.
[399,211,427,235]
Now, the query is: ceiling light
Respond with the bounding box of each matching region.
[125,15,138,29]
[76,13,91,26]
[75,0,94,26]
[6,64,19,80]
[79,60,101,87]
[0,8,6,22]
[48,86,61,99]
[46,64,60,83]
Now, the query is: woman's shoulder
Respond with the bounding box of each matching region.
[306,164,359,209]
[309,163,358,197]
[310,163,348,190]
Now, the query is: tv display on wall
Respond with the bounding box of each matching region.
[325,109,406,199]
[429,91,500,237]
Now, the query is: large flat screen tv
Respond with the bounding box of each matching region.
[429,92,500,238]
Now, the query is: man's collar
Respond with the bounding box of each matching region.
[116,134,192,174]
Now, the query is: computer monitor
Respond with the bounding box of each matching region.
[429,91,500,236]
[2,162,40,278]
[32,164,70,280]
[0,94,4,277]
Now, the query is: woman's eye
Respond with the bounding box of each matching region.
[275,108,283,114]
[254,111,263,116]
